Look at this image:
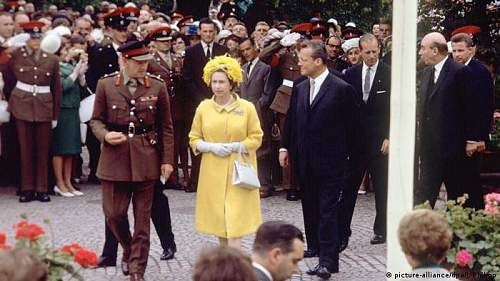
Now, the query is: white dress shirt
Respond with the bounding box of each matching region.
[362,60,379,93]
[433,56,448,83]
[309,68,329,103]
[252,262,273,281]
[247,57,260,77]
[201,41,213,57]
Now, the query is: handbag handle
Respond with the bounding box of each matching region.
[235,144,249,164]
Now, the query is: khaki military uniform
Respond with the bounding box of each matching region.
[90,71,174,275]
[148,51,190,187]
[6,46,62,193]
[259,40,302,190]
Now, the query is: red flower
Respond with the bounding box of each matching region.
[13,221,45,241]
[455,249,473,267]
[61,243,83,256]
[0,232,6,245]
[74,248,98,268]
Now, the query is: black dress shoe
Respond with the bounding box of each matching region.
[35,192,51,202]
[339,238,349,252]
[160,247,176,260]
[370,234,386,245]
[306,264,321,275]
[121,260,130,276]
[96,256,116,267]
[286,189,300,201]
[303,249,319,258]
[184,185,196,193]
[317,265,335,279]
[87,174,100,184]
[19,192,35,203]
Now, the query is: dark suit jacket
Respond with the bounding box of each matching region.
[418,57,478,159]
[343,61,391,157]
[253,266,272,281]
[182,42,228,111]
[468,59,494,141]
[282,71,358,180]
[86,38,120,93]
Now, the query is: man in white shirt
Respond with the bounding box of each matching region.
[251,221,304,281]
[280,40,358,279]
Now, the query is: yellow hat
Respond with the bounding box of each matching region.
[203,55,243,86]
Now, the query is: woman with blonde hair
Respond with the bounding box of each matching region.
[189,55,263,250]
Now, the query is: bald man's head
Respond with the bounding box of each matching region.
[419,32,448,66]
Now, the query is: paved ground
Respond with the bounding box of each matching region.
[0,184,386,281]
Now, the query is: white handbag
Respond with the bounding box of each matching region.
[232,149,261,190]
[0,100,10,123]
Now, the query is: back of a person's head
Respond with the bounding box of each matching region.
[193,246,258,281]
[253,221,304,257]
[0,248,48,281]
[398,209,453,266]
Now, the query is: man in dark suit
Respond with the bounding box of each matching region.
[280,40,358,279]
[182,17,228,192]
[239,37,274,196]
[451,32,495,209]
[251,221,304,281]
[342,33,391,246]
[416,32,479,208]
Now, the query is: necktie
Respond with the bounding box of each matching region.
[247,61,253,78]
[363,67,371,102]
[128,78,138,94]
[309,79,315,104]
[206,45,211,59]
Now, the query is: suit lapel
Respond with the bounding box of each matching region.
[246,60,262,83]
[429,58,450,100]
[310,75,332,109]
[419,67,431,105]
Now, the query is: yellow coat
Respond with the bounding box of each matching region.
[189,94,263,238]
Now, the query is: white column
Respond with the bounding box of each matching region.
[386,0,418,278]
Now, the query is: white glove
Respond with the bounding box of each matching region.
[280,32,301,47]
[270,31,284,40]
[223,142,247,153]
[196,141,232,157]
[51,120,58,129]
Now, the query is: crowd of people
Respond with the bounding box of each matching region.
[0,1,496,281]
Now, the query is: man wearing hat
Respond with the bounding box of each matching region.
[4,20,62,202]
[177,15,194,35]
[95,29,179,267]
[90,39,174,281]
[258,24,307,201]
[219,11,240,30]
[170,10,184,26]
[87,7,136,268]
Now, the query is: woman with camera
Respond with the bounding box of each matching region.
[51,35,88,197]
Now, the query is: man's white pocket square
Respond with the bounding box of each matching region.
[376,90,387,94]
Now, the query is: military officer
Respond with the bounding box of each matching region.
[90,40,174,281]
[146,26,184,188]
[259,23,308,200]
[86,7,137,186]
[5,20,62,203]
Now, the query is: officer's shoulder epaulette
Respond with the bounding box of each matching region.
[99,71,119,80]
[146,72,164,83]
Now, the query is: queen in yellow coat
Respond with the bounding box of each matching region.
[189,56,263,249]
